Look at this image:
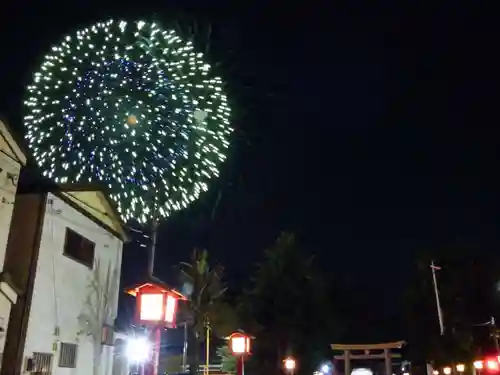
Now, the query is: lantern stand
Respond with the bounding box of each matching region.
[125,207,186,375]
[125,282,185,375]
[149,217,160,375]
[227,331,254,375]
[283,357,297,375]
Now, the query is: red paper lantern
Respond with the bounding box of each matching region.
[126,282,184,327]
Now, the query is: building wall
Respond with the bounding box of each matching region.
[0,193,46,375]
[0,136,24,354]
[22,193,123,375]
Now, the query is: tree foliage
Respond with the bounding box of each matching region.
[243,232,341,375]
[216,343,237,374]
[178,249,239,375]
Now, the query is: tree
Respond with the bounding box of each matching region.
[78,258,119,375]
[216,344,237,374]
[243,232,341,375]
[178,249,236,375]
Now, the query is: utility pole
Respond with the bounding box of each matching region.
[147,201,159,277]
[147,201,161,375]
[182,321,188,372]
[430,261,445,335]
[491,317,500,354]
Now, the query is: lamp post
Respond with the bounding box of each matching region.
[125,283,185,375]
[125,336,151,375]
[228,331,252,375]
[284,357,297,375]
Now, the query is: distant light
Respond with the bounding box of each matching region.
[474,361,484,370]
[351,368,373,375]
[126,337,150,362]
[321,364,330,373]
[284,358,296,371]
[432,371,439,375]
[456,364,465,373]
[486,358,499,372]
[443,367,452,375]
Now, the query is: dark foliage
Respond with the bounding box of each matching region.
[241,232,343,375]
[177,249,239,375]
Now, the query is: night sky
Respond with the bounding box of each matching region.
[1,0,499,344]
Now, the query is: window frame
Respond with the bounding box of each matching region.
[62,227,95,268]
[31,352,53,375]
[58,342,78,368]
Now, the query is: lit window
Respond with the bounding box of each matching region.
[231,337,246,354]
[164,295,176,323]
[140,294,163,321]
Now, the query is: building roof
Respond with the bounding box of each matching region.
[0,119,27,165]
[57,183,129,242]
[125,276,186,299]
[17,169,129,242]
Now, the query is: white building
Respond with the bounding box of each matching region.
[0,119,26,358]
[0,181,128,375]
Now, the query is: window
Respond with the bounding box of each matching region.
[59,343,78,368]
[63,228,95,268]
[32,352,53,375]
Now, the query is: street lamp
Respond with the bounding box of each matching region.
[486,359,499,372]
[126,337,151,363]
[456,364,465,373]
[228,331,253,375]
[284,357,297,375]
[443,367,452,375]
[125,282,185,375]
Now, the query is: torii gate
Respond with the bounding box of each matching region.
[331,341,405,375]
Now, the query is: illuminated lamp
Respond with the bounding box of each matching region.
[226,331,254,375]
[443,367,451,375]
[284,357,297,374]
[486,358,499,372]
[126,337,151,363]
[228,332,252,356]
[475,361,484,370]
[125,282,185,327]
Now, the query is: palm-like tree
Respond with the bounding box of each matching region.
[178,249,228,375]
